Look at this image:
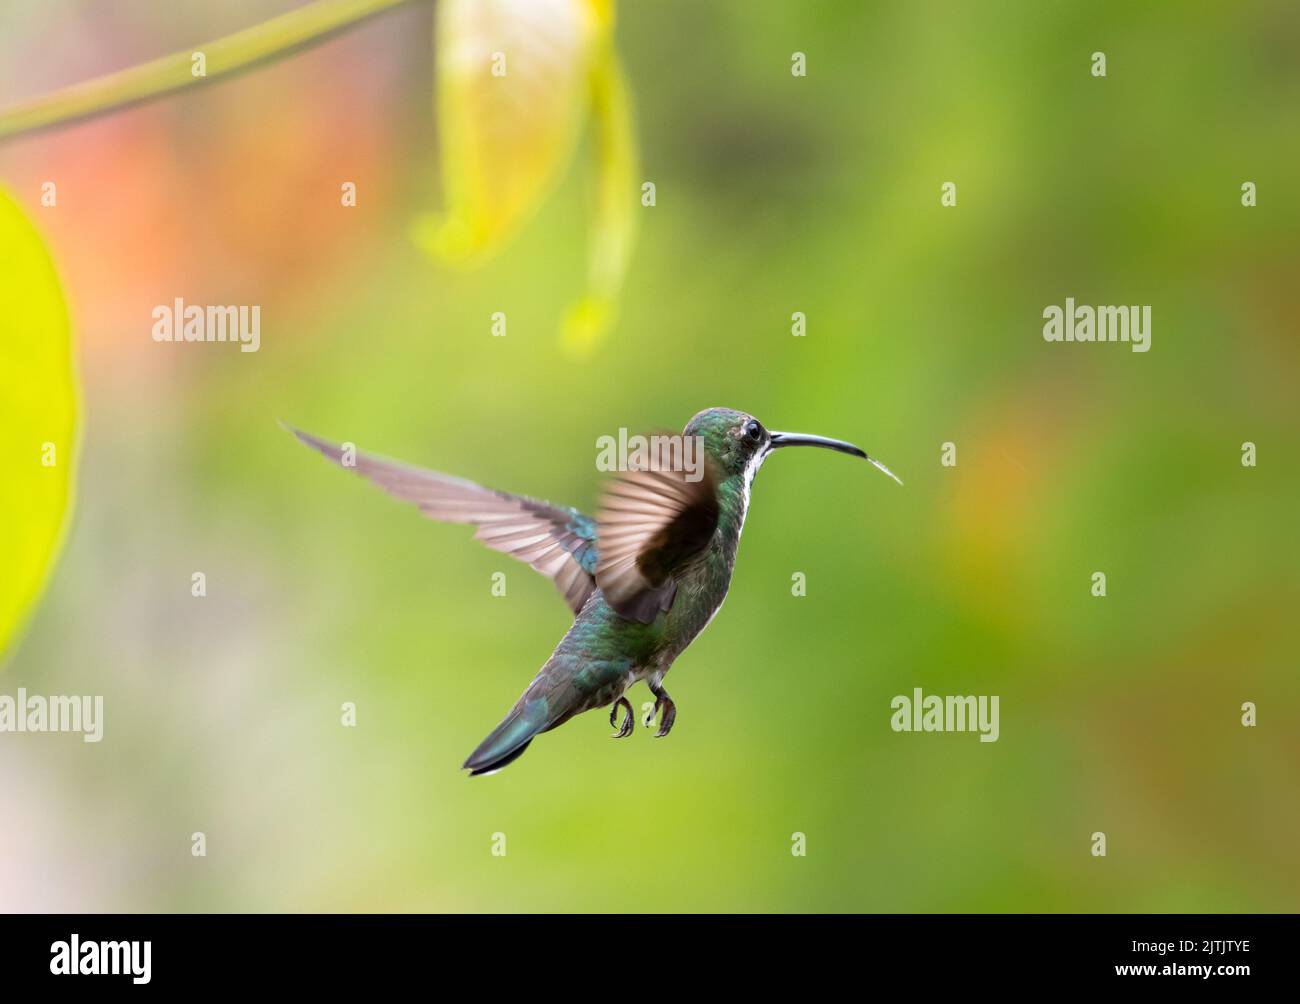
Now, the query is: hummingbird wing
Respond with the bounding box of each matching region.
[595,458,719,623]
[289,428,598,615]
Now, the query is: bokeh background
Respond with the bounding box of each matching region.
[1,0,1297,912]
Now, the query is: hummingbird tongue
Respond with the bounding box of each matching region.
[768,431,903,485]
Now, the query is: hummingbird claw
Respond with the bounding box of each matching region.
[654,698,677,738]
[609,697,634,739]
[647,682,677,738]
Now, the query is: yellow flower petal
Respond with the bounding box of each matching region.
[419,0,610,265]
[0,187,78,662]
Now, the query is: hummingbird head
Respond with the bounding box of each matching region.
[683,407,903,485]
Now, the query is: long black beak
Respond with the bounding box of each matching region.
[769,431,903,485]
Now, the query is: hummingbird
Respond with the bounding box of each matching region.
[288,408,901,775]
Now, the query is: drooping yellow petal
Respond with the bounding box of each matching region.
[0,188,78,662]
[561,45,637,356]
[417,0,612,265]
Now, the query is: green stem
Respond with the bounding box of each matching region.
[0,0,423,143]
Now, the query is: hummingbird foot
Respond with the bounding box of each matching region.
[646,681,677,738]
[609,697,635,739]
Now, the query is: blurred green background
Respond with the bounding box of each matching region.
[1,0,1297,912]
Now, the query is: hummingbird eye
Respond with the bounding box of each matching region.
[743,420,764,443]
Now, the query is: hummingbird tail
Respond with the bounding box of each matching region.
[465,738,533,777]
[462,698,550,777]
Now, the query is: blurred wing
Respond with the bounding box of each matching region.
[290,427,597,615]
[595,459,719,624]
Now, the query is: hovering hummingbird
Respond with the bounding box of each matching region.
[289,408,900,775]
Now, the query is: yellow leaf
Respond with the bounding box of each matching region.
[0,187,78,662]
[417,0,612,264]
